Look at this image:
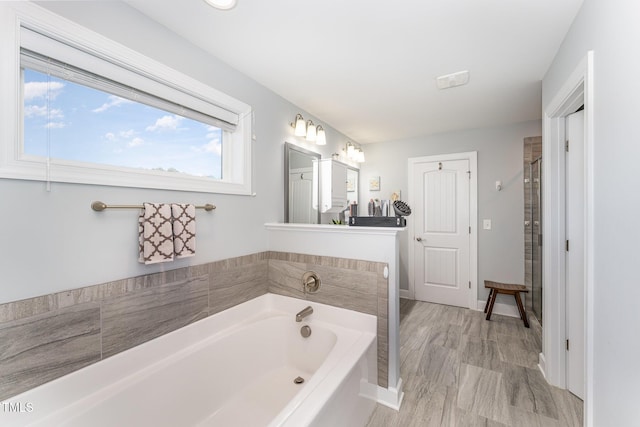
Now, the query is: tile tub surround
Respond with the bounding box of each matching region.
[0,252,269,401]
[267,251,390,388]
[0,251,389,401]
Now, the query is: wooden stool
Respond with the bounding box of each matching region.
[484,280,529,328]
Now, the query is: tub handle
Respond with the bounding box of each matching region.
[302,271,321,294]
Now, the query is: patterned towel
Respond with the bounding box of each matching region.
[138,203,174,264]
[171,203,196,259]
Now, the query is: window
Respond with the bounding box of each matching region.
[23,68,224,179]
[0,3,253,194]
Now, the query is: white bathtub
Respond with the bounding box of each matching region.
[1,293,378,427]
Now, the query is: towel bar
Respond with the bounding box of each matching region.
[91,201,216,212]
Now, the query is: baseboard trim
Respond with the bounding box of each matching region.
[399,290,413,300]
[365,377,404,410]
[538,352,547,381]
[476,299,520,318]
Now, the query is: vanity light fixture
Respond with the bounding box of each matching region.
[344,141,365,163]
[315,126,326,145]
[347,143,356,159]
[202,0,237,10]
[292,114,307,136]
[290,113,326,145]
[305,120,317,141]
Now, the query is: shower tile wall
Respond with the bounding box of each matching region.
[524,136,542,313]
[0,251,389,400]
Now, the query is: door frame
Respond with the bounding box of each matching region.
[407,151,478,309]
[542,51,593,424]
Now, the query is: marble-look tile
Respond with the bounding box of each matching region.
[425,324,462,351]
[448,410,509,427]
[0,294,58,323]
[460,334,503,372]
[0,303,101,400]
[210,259,268,291]
[550,386,583,427]
[367,299,581,427]
[507,406,560,427]
[400,379,449,427]
[102,275,209,358]
[496,333,539,369]
[491,315,528,339]
[441,305,466,327]
[457,363,511,425]
[306,265,377,315]
[267,259,307,299]
[366,403,400,427]
[462,310,497,340]
[210,278,268,316]
[417,344,459,387]
[501,364,559,419]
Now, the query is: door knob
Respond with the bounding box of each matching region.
[416,237,422,241]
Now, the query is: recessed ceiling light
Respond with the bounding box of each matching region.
[436,70,470,90]
[203,0,237,10]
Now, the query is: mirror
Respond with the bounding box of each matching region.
[284,142,321,223]
[346,166,359,215]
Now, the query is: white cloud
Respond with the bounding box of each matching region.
[119,129,136,138]
[93,95,133,113]
[146,115,184,132]
[24,105,64,119]
[128,137,144,147]
[202,138,222,155]
[45,122,65,129]
[24,81,65,101]
[104,129,137,143]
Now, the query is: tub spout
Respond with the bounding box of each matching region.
[296,306,313,322]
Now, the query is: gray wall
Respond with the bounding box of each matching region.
[542,0,640,424]
[0,2,349,304]
[359,120,541,305]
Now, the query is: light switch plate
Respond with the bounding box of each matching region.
[483,219,492,230]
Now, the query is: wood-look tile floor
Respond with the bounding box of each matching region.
[366,299,583,427]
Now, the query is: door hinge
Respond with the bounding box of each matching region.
[469,281,471,289]
[566,339,570,351]
[467,170,471,179]
[469,226,471,234]
[565,140,569,152]
[566,240,569,251]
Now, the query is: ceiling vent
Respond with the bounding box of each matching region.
[436,70,470,90]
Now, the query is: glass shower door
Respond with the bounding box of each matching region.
[531,158,543,324]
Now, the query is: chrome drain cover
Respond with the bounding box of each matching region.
[293,376,305,384]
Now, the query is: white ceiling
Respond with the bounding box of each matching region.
[126,0,583,144]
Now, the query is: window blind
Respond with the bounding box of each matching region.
[20,25,238,132]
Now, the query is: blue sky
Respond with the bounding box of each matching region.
[23,69,223,179]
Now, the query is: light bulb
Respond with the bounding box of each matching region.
[347,143,355,159]
[294,114,306,136]
[203,0,237,10]
[315,126,326,145]
[305,120,316,141]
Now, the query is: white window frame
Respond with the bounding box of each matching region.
[0,3,253,195]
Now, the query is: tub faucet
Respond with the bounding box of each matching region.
[296,306,313,322]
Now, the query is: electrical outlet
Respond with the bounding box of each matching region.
[483,219,492,230]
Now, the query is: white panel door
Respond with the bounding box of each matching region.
[565,110,585,399]
[289,170,316,224]
[414,159,470,307]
